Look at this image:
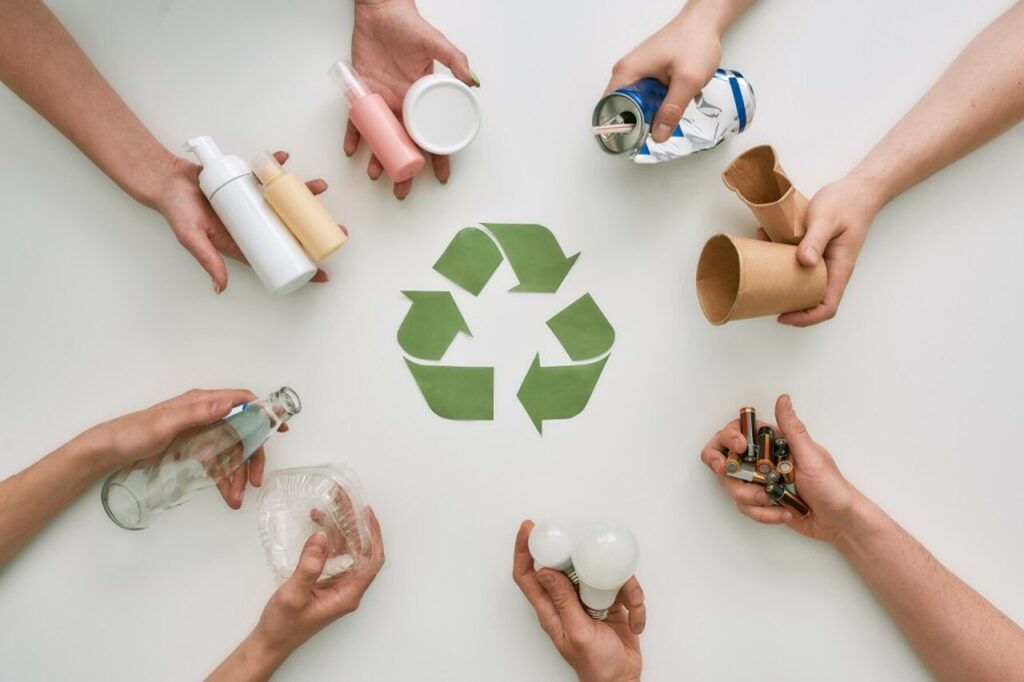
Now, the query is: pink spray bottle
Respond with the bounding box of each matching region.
[329,60,425,183]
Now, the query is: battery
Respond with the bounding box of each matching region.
[592,69,755,163]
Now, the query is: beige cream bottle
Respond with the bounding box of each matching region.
[251,151,346,261]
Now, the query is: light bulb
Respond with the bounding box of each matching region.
[571,524,639,620]
[528,519,578,583]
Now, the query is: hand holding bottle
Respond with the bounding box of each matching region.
[513,521,644,682]
[699,394,869,543]
[348,0,477,199]
[83,388,274,509]
[154,151,342,293]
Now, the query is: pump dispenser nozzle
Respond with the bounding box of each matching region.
[328,61,370,103]
[184,136,225,167]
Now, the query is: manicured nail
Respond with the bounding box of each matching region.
[653,123,672,141]
[469,70,481,87]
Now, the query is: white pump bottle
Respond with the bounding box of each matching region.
[184,136,316,295]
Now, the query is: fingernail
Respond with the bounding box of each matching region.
[631,586,643,604]
[340,224,349,237]
[469,70,481,87]
[440,178,449,185]
[309,531,328,554]
[653,123,672,141]
[710,460,722,474]
[537,572,554,587]
[397,195,407,201]
[782,512,794,523]
[632,623,643,634]
[212,280,222,295]
[803,246,820,265]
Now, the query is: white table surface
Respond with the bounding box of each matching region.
[2,1,1023,679]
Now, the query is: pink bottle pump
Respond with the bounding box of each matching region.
[329,60,425,183]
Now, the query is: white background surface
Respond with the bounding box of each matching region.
[1,1,1023,680]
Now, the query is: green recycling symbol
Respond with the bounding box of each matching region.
[398,223,615,434]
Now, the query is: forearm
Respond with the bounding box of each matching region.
[849,2,1024,207]
[677,0,756,35]
[0,431,112,566]
[835,499,1024,681]
[0,0,178,208]
[208,629,292,682]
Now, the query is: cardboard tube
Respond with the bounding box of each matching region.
[696,234,826,324]
[722,145,808,245]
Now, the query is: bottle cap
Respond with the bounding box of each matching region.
[328,60,370,103]
[251,151,285,186]
[183,135,251,199]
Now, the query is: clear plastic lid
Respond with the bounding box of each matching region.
[257,463,374,583]
[328,60,370,103]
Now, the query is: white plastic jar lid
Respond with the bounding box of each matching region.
[402,74,481,155]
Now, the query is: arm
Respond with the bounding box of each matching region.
[607,0,756,142]
[209,511,385,681]
[0,389,265,567]
[512,521,645,682]
[0,1,336,290]
[782,1,1024,326]
[700,395,1024,681]
[347,0,477,199]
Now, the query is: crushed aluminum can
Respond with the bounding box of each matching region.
[592,69,755,164]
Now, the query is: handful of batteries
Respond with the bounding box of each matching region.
[725,406,811,518]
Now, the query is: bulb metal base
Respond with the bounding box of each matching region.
[584,605,610,620]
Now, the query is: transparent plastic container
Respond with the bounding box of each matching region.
[256,463,373,583]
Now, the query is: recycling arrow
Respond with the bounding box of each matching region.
[483,223,580,293]
[546,293,615,361]
[405,359,494,420]
[517,354,609,434]
[433,227,503,296]
[398,291,471,361]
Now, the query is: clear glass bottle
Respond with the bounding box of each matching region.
[101,387,301,530]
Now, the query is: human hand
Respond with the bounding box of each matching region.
[606,9,723,143]
[699,394,867,543]
[253,509,385,655]
[770,176,881,326]
[513,521,643,682]
[82,388,277,509]
[154,152,340,293]
[349,0,477,199]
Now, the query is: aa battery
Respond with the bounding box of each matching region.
[740,407,757,464]
[756,426,775,475]
[725,449,743,474]
[777,459,795,486]
[774,438,790,464]
[765,482,811,518]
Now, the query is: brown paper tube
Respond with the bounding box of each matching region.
[696,234,826,325]
[722,145,808,245]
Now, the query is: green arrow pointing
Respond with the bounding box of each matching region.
[405,359,494,420]
[482,223,580,293]
[517,354,609,434]
[433,227,503,296]
[546,293,615,361]
[398,291,471,361]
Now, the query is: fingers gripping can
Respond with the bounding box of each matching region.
[593,69,755,163]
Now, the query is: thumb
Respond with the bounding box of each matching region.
[178,230,229,294]
[775,395,816,458]
[435,39,477,87]
[796,213,837,268]
[650,75,699,143]
[536,569,590,631]
[289,532,329,590]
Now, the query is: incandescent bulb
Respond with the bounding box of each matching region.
[528,520,578,582]
[571,524,639,620]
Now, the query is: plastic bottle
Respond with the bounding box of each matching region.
[101,387,301,530]
[184,137,316,295]
[328,61,425,182]
[252,151,346,261]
